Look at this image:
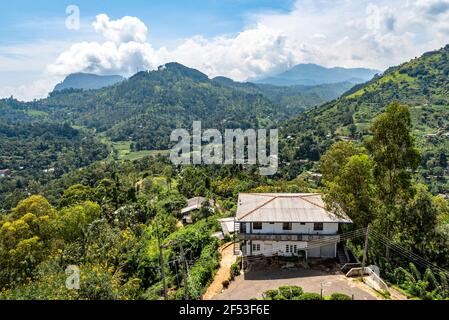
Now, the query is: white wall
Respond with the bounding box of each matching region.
[246,240,337,258]
[243,222,338,235]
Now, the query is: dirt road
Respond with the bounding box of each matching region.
[203,243,237,300]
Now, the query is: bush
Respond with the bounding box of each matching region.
[296,292,322,300]
[263,289,279,300]
[229,256,241,281]
[330,293,352,300]
[279,286,303,299]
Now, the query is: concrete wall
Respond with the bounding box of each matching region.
[242,222,338,235]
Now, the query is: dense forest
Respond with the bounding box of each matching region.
[1,45,449,300]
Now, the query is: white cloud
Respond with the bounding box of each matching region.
[47,15,294,81]
[0,77,61,102]
[92,14,148,44]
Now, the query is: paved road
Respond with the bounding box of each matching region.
[213,263,379,300]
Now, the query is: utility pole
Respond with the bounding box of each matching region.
[155,219,168,300]
[360,225,370,281]
[179,243,190,300]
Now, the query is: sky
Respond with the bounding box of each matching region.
[1,0,449,101]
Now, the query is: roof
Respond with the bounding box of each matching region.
[219,218,236,235]
[181,197,215,214]
[235,193,352,224]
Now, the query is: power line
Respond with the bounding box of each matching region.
[367,230,449,277]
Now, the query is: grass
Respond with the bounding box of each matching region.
[112,141,169,161]
[26,109,47,117]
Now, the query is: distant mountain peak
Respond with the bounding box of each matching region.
[53,73,125,92]
[255,63,381,86]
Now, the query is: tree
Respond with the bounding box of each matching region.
[399,184,439,255]
[366,102,421,240]
[320,141,363,182]
[366,102,421,204]
[323,154,376,228]
[59,184,95,208]
[11,195,56,219]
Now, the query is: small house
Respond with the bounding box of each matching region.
[180,197,215,224]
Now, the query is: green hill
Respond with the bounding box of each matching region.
[282,45,449,193]
[31,63,289,151]
[213,76,355,115]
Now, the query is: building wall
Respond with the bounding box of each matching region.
[242,222,338,235]
[244,240,337,258]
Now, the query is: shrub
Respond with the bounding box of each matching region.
[279,286,303,299]
[296,292,322,300]
[229,257,241,281]
[330,293,352,300]
[263,289,279,300]
[273,294,287,300]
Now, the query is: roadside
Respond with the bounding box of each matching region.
[203,243,237,300]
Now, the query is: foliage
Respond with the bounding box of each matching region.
[330,293,352,300]
[294,292,322,300]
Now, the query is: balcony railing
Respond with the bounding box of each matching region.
[238,232,340,242]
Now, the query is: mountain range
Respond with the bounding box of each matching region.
[53,73,125,92]
[2,46,449,192]
[255,63,381,86]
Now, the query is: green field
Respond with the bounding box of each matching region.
[112,141,169,161]
[26,109,47,117]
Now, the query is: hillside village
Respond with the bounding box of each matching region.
[1,40,449,301]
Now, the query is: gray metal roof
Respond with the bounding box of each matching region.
[236,193,352,224]
[181,197,214,214]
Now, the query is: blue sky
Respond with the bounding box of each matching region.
[1,0,294,46]
[1,0,449,100]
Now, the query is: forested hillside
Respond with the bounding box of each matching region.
[1,45,449,300]
[24,63,283,151]
[213,76,355,115]
[282,45,449,194]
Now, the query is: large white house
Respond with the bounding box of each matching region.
[235,193,352,259]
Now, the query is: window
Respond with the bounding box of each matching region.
[253,222,262,230]
[283,222,292,230]
[252,244,261,251]
[314,223,324,231]
[286,245,298,254]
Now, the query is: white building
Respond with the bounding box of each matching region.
[235,193,352,259]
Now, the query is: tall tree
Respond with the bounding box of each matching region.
[366,102,421,204]
[366,102,421,241]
